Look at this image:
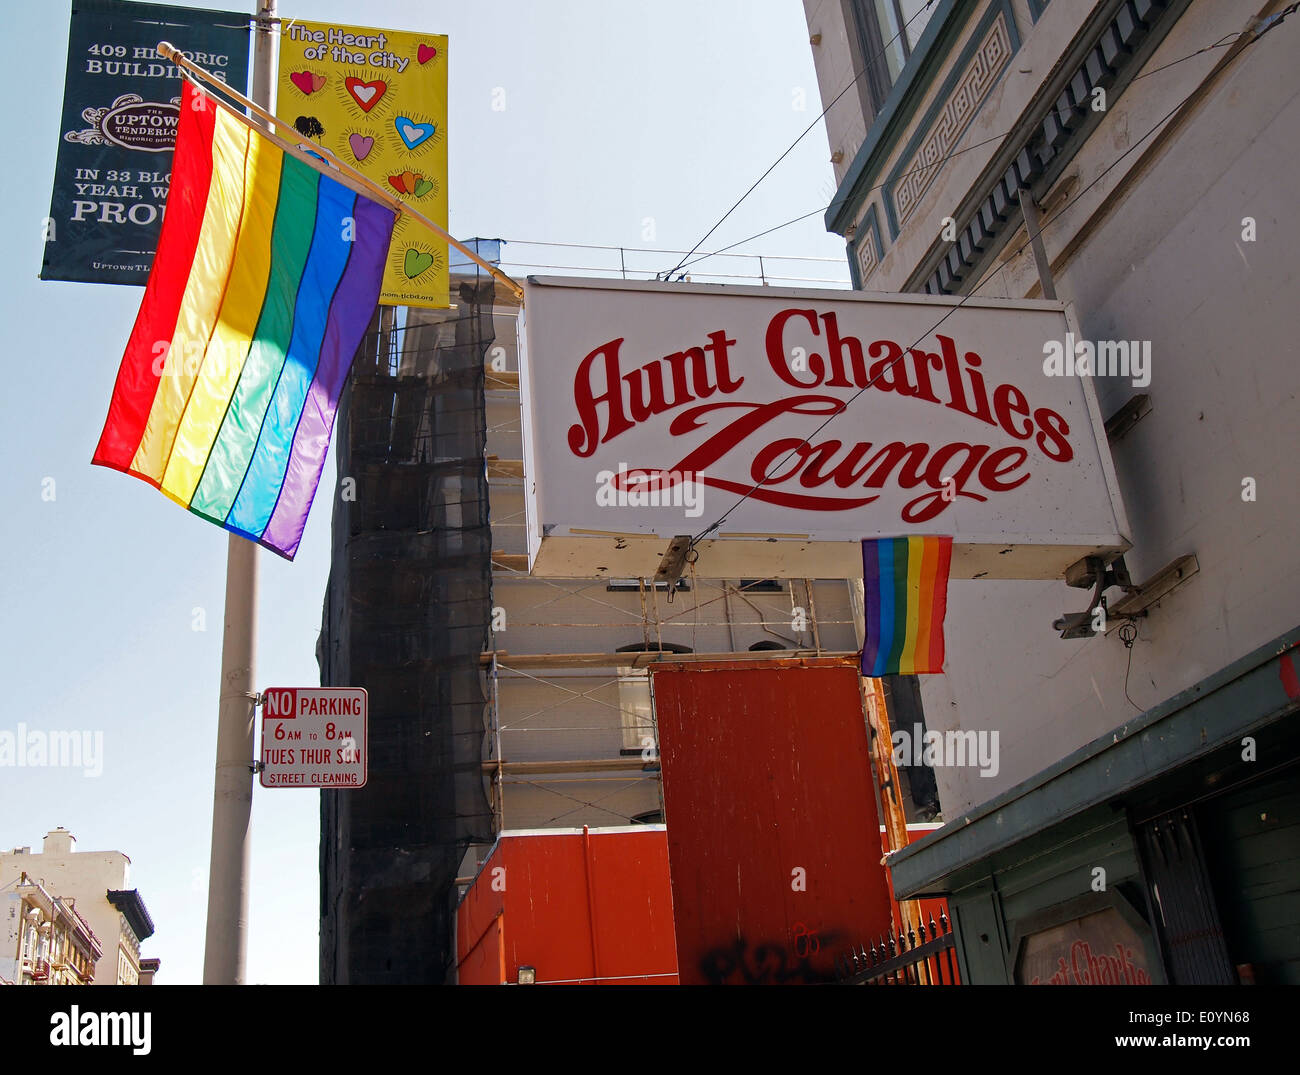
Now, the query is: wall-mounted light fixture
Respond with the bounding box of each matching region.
[517,965,536,985]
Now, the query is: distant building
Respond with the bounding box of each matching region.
[1,876,101,985]
[0,828,158,985]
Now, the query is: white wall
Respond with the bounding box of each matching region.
[802,0,1300,816]
[804,0,868,190]
[929,7,1300,813]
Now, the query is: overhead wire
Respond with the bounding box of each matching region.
[662,0,942,278]
[686,15,1291,547]
[485,128,1020,283]
[668,31,1242,276]
[498,237,845,263]
[428,30,1247,285]
[494,259,850,285]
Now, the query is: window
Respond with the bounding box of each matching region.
[616,672,656,755]
[606,578,690,593]
[846,0,939,118]
[614,643,692,756]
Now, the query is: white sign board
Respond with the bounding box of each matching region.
[260,688,367,789]
[517,277,1131,579]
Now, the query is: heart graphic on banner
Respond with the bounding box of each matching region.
[395,116,435,149]
[386,172,435,197]
[403,248,435,278]
[348,133,374,161]
[387,171,417,194]
[290,70,325,95]
[417,44,438,64]
[345,77,387,112]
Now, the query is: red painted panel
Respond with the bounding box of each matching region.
[652,661,894,984]
[455,827,678,985]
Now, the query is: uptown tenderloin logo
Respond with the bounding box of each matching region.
[65,93,181,153]
[567,306,1075,524]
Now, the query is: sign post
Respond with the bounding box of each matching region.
[200,0,272,988]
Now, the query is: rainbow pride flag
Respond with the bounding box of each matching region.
[93,80,396,560]
[861,536,953,676]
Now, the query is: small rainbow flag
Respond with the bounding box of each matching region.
[861,536,953,676]
[93,80,396,560]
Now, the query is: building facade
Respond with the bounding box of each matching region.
[318,252,918,984]
[0,828,158,985]
[1,876,101,985]
[804,0,1300,983]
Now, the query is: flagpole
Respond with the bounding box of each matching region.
[154,39,525,303]
[201,0,276,987]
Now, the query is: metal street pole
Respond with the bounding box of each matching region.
[202,0,276,986]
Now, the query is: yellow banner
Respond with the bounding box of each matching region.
[277,20,448,308]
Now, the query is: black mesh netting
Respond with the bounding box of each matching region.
[316,247,500,984]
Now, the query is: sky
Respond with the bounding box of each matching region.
[0,0,846,984]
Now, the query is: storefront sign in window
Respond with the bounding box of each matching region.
[1016,907,1153,985]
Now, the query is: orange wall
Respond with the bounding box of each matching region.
[456,827,679,985]
[871,823,959,983]
[879,824,951,925]
[652,661,896,984]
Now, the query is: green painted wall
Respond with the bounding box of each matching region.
[947,807,1151,984]
[1200,772,1300,985]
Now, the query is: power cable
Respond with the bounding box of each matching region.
[498,237,845,263]
[687,14,1291,547]
[662,0,941,278]
[674,129,1015,273]
[670,31,1244,275]
[455,31,1250,280]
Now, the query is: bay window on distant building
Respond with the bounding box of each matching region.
[0,829,157,985]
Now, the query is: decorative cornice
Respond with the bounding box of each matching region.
[920,0,1183,295]
[848,203,885,287]
[884,0,1020,239]
[107,888,156,942]
[826,0,974,235]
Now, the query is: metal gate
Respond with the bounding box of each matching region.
[1136,808,1234,984]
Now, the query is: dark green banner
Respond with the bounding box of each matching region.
[41,0,249,285]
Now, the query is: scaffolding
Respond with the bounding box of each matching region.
[317,242,502,985]
[478,294,862,837]
[316,244,936,983]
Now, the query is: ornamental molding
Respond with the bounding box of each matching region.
[891,9,1014,232]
